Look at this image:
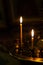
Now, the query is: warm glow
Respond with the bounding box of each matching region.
[16,44,19,48]
[16,49,19,53]
[31,29,34,38]
[20,16,23,24]
[41,39,43,41]
[34,58,41,62]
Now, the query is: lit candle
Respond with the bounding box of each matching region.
[31,29,34,49]
[20,16,23,47]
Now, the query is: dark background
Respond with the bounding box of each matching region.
[0,0,43,39]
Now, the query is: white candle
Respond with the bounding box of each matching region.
[20,16,23,47]
[31,29,34,49]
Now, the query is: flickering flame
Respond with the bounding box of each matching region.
[20,16,23,24]
[31,29,34,38]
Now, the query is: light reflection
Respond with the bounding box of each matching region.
[24,57,43,62]
[33,58,43,62]
[41,39,43,42]
[15,49,19,53]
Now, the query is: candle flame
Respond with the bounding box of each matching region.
[20,16,23,24]
[31,29,34,38]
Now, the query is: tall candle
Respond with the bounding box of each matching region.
[20,16,23,47]
[31,29,34,49]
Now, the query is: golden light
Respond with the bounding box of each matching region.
[16,44,19,48]
[34,58,41,62]
[20,16,23,24]
[31,29,34,38]
[41,39,43,42]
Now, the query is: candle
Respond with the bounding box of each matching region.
[31,29,34,49]
[20,16,23,47]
